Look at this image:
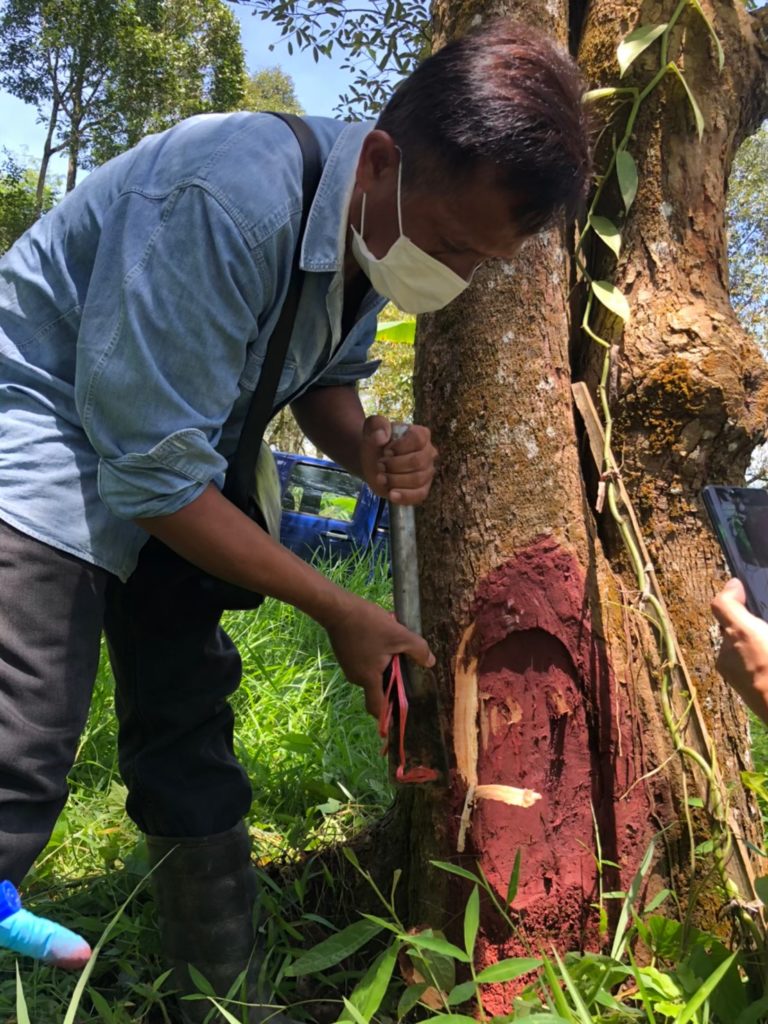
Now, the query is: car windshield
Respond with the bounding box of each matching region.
[281,463,361,522]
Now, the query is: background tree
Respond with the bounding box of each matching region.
[0,149,58,252]
[727,122,767,348]
[0,0,245,205]
[89,0,247,166]
[242,65,303,114]
[228,0,431,117]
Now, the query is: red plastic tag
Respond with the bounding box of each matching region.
[379,655,439,784]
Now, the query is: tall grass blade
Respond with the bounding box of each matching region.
[675,952,737,1024]
[15,962,31,1024]
[610,840,655,961]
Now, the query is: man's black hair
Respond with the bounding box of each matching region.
[376,19,591,233]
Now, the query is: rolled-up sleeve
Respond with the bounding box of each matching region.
[75,185,266,520]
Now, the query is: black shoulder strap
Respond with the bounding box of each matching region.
[224,113,323,510]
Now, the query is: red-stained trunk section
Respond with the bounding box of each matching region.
[463,537,650,1008]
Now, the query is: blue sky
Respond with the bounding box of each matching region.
[0,5,353,178]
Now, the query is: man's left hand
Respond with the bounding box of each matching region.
[359,415,437,506]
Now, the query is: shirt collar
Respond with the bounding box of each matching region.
[300,121,373,274]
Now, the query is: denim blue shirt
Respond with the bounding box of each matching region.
[0,113,385,580]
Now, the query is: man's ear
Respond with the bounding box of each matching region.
[355,130,400,193]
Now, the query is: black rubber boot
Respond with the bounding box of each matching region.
[146,823,282,1024]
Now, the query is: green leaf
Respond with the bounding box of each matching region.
[592,280,631,322]
[506,850,522,906]
[668,63,705,139]
[448,981,477,1005]
[206,998,243,1024]
[428,1016,480,1024]
[753,874,768,906]
[405,933,470,963]
[689,0,725,70]
[553,951,595,1024]
[740,771,768,802]
[675,952,737,1024]
[611,840,654,961]
[375,319,416,344]
[340,996,368,1024]
[341,941,400,1020]
[638,965,683,1000]
[590,215,622,257]
[617,24,668,77]
[583,87,622,102]
[541,955,575,1021]
[15,964,31,1024]
[736,994,768,1024]
[616,149,639,212]
[359,912,401,934]
[431,860,483,886]
[88,988,117,1024]
[407,942,456,994]
[397,983,429,1018]
[186,964,216,996]
[286,918,382,976]
[476,957,542,984]
[463,887,479,960]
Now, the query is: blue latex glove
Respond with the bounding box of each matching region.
[0,880,91,969]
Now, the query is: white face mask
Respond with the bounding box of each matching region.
[350,159,473,314]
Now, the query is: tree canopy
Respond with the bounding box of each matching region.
[242,65,304,114]
[228,0,429,117]
[0,0,246,198]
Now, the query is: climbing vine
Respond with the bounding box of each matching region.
[580,0,764,950]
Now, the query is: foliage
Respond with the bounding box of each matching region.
[2,554,391,1021]
[726,123,768,348]
[0,0,246,197]
[274,842,759,1021]
[361,306,416,425]
[228,0,430,118]
[243,64,304,114]
[90,0,247,166]
[0,149,58,253]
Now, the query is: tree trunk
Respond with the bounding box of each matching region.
[35,95,60,217]
[384,0,768,1009]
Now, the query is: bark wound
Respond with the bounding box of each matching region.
[458,536,647,1002]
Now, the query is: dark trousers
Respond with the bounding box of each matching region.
[0,519,252,884]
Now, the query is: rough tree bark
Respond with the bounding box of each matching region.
[385,0,768,1010]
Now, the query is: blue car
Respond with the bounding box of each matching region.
[274,452,390,564]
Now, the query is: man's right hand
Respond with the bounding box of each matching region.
[325,594,435,718]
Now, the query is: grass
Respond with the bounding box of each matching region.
[0,553,393,1022]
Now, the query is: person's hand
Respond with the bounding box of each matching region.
[711,578,768,726]
[324,593,435,717]
[359,415,438,505]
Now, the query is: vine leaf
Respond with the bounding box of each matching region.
[669,63,705,139]
[689,0,725,70]
[616,150,639,212]
[583,86,621,102]
[590,215,622,257]
[617,23,668,77]
[592,280,631,322]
